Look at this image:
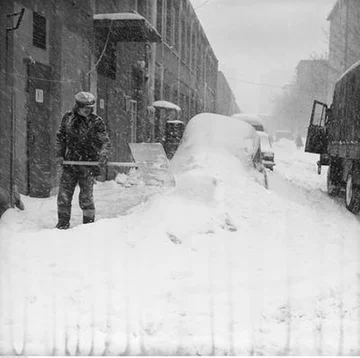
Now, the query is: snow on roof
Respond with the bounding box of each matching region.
[336,60,360,83]
[93,13,145,21]
[257,131,270,138]
[232,113,264,125]
[153,101,181,111]
[167,120,184,124]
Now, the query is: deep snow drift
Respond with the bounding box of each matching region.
[1,124,360,355]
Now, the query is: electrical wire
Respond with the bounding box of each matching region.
[195,0,213,11]
[86,20,113,76]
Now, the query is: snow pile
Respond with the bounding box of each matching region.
[1,116,360,355]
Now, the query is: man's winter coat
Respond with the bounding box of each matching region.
[56,110,111,165]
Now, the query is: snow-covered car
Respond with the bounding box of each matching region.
[170,112,268,189]
[232,113,265,131]
[258,131,275,170]
[275,129,293,141]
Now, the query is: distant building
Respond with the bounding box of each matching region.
[327,0,360,102]
[216,71,240,116]
[295,59,328,134]
[296,59,328,101]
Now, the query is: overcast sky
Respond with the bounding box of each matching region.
[189,0,336,114]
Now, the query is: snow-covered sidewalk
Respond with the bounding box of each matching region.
[0,139,360,355]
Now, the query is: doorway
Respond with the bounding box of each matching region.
[26,61,52,197]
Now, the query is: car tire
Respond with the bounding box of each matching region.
[327,161,341,197]
[345,172,360,214]
[262,167,268,189]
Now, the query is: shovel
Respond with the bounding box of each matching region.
[63,143,176,187]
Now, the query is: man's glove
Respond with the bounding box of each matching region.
[56,157,64,166]
[98,155,108,168]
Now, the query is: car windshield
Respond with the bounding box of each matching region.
[254,124,264,131]
[260,135,272,151]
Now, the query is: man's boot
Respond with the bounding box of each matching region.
[83,215,95,224]
[55,213,70,230]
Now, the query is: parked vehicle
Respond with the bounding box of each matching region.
[172,113,268,189]
[232,113,275,171]
[258,131,275,170]
[232,113,265,131]
[275,130,293,141]
[305,60,360,214]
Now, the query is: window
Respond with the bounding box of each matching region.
[187,22,191,65]
[174,4,180,51]
[171,4,176,45]
[129,100,138,143]
[154,77,161,101]
[137,0,147,18]
[181,17,186,60]
[191,28,196,69]
[166,0,172,44]
[156,0,163,34]
[33,12,46,50]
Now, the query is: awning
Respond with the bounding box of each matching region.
[94,12,161,43]
[152,100,181,111]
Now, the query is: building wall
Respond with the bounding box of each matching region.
[295,59,328,134]
[1,0,235,197]
[0,0,14,195]
[155,0,218,124]
[216,71,240,116]
[327,0,360,103]
[1,0,95,196]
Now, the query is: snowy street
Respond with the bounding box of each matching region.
[1,138,360,355]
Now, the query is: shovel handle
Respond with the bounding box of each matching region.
[63,160,142,168]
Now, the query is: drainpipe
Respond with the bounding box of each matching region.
[6,8,24,206]
[160,0,165,100]
[344,0,350,71]
[148,0,156,107]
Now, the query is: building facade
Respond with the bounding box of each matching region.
[0,0,237,199]
[216,71,240,116]
[327,0,360,102]
[295,59,328,134]
[0,0,97,199]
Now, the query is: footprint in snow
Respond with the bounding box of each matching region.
[167,232,182,244]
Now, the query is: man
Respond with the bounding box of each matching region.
[55,92,111,229]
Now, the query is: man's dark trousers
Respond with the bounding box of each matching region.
[57,166,95,226]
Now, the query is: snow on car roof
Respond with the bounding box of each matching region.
[257,131,270,138]
[182,112,258,146]
[232,113,264,126]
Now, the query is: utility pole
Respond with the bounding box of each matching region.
[5,8,24,206]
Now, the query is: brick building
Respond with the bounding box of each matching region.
[0,0,97,199]
[216,71,240,116]
[0,0,237,199]
[327,0,360,102]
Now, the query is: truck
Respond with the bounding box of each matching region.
[305,60,360,214]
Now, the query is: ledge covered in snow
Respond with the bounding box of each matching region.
[153,100,181,111]
[94,12,161,43]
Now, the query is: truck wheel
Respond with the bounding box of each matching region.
[345,172,360,214]
[327,162,341,196]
